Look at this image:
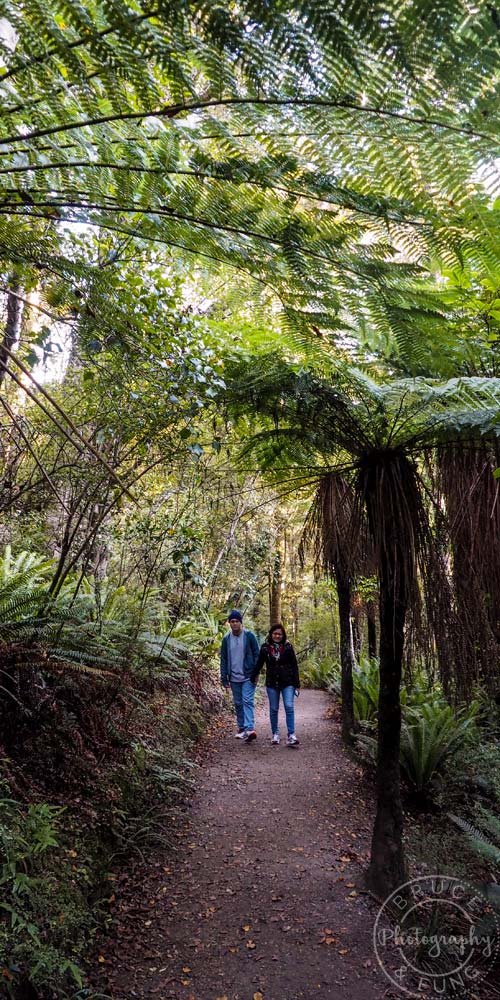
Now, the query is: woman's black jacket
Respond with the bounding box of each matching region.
[250,641,300,690]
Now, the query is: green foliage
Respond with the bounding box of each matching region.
[0,0,498,361]
[0,783,89,996]
[301,654,339,690]
[352,657,380,723]
[356,698,479,793]
[449,807,500,870]
[400,702,479,793]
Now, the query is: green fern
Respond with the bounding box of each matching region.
[400,702,479,793]
[449,808,500,869]
[0,0,498,365]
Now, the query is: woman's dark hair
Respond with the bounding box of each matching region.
[267,622,287,642]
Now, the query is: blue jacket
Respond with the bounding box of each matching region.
[220,629,260,685]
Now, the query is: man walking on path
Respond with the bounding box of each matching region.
[220,610,260,743]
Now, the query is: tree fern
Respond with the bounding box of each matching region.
[0,0,498,362]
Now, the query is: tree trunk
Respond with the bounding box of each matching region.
[269,547,282,623]
[362,451,416,898]
[351,605,362,657]
[0,283,24,388]
[367,549,407,896]
[335,567,356,744]
[367,600,377,658]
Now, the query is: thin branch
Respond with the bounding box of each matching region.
[0,285,76,325]
[0,165,426,226]
[0,394,71,512]
[0,97,493,149]
[1,344,136,501]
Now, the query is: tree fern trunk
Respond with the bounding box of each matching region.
[361,451,418,897]
[367,600,377,658]
[335,566,356,744]
[367,546,407,896]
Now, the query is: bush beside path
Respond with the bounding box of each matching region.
[94,690,393,1000]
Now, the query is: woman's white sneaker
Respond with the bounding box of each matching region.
[271,733,280,745]
[286,733,299,746]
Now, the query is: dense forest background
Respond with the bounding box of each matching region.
[0,1,499,996]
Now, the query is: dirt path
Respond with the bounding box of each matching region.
[96,690,393,1000]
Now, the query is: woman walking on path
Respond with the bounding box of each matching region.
[251,623,300,746]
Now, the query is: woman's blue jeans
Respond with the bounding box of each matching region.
[266,685,295,736]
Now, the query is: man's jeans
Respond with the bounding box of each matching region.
[266,685,295,736]
[230,679,256,731]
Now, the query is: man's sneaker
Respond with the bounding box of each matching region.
[286,733,299,747]
[235,729,247,739]
[244,730,257,743]
[271,733,280,745]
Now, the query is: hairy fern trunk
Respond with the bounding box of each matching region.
[361,451,421,896]
[367,600,377,658]
[368,542,407,895]
[335,566,356,744]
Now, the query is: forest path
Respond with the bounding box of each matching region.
[96,690,394,1000]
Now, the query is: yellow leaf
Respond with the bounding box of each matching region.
[246,939,256,949]
[254,993,264,1000]
[182,966,191,973]
[98,955,106,964]
[242,923,251,932]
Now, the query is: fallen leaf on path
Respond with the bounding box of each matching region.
[254,993,264,1000]
[246,939,256,949]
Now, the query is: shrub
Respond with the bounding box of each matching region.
[449,806,500,869]
[352,657,379,722]
[400,702,479,793]
[355,699,479,794]
[301,654,339,690]
[0,783,90,997]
